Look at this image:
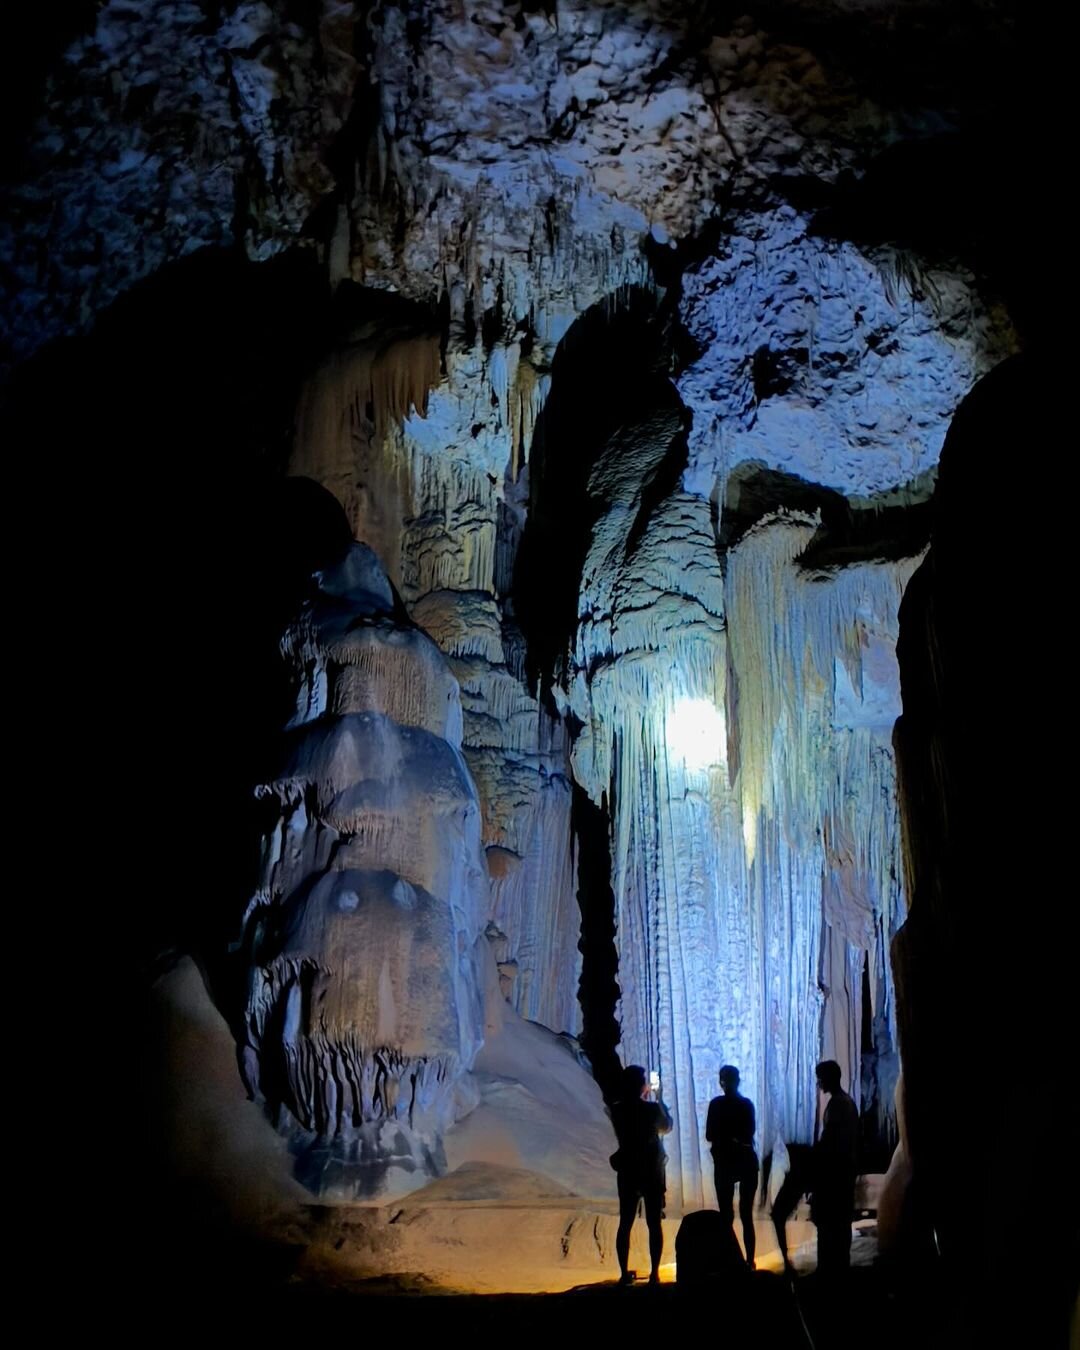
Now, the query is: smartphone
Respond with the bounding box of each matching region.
[648,1070,660,1092]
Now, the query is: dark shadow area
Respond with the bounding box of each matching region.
[125,1250,971,1350]
[1,245,460,1310]
[0,1,100,177]
[892,347,1071,1345]
[806,119,1047,344]
[720,462,934,570]
[571,781,622,1099]
[0,247,368,1300]
[797,499,933,573]
[2,248,447,982]
[857,954,899,1177]
[3,249,336,973]
[513,287,688,702]
[720,463,849,552]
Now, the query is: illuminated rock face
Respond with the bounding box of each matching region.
[288,333,583,1041]
[3,0,1027,1218]
[239,544,489,1198]
[274,161,1011,1213]
[565,415,920,1207]
[238,539,617,1199]
[678,206,1012,501]
[5,1,1018,378]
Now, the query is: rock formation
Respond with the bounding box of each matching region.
[2,3,1050,1304]
[238,541,490,1195]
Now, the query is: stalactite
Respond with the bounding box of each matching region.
[369,332,443,439]
[406,589,581,1035]
[511,357,546,478]
[572,492,917,1209]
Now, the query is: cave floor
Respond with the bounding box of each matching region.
[284,1194,839,1294]
[132,1206,955,1350]
[131,1253,951,1350]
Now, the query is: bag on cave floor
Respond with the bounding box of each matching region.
[674,1209,750,1288]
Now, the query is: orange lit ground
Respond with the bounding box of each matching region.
[142,1187,922,1350]
[289,1195,877,1295]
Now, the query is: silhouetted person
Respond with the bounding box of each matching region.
[610,1064,673,1285]
[812,1060,859,1279]
[761,1142,814,1273]
[705,1065,759,1268]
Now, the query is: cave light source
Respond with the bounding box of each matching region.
[666,696,726,771]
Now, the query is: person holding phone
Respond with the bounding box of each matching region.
[609,1064,673,1285]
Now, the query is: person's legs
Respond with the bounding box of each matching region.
[616,1173,638,1283]
[714,1165,735,1225]
[818,1177,854,1280]
[839,1180,854,1269]
[643,1186,664,1282]
[772,1171,802,1269]
[839,1216,852,1267]
[739,1166,758,1267]
[816,1212,851,1279]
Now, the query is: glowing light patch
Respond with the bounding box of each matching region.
[666,697,725,771]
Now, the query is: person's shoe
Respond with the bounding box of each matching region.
[618,1270,636,1286]
[648,1272,661,1286]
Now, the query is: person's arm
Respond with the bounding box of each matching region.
[817,1097,832,1152]
[817,1097,846,1167]
[705,1099,715,1144]
[842,1095,860,1169]
[748,1100,757,1147]
[656,1100,674,1134]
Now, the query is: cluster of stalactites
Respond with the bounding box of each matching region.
[292,328,440,464]
[244,953,458,1139]
[727,512,916,1131]
[567,492,915,1208]
[290,328,549,605]
[287,317,584,1039]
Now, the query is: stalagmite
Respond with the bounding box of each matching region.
[240,544,489,1198]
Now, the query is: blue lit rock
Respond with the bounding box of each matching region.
[241,544,490,1198]
[241,541,610,1200]
[570,462,920,1209]
[1,0,361,370]
[678,207,1015,502]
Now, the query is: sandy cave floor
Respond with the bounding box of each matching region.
[133,1190,955,1350]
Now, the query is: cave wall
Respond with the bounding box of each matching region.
[891,352,1069,1340]
[2,0,1041,1218]
[568,484,918,1206]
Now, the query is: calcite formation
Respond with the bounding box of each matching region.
[239,543,489,1196]
[3,0,1029,1220]
[567,481,918,1206]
